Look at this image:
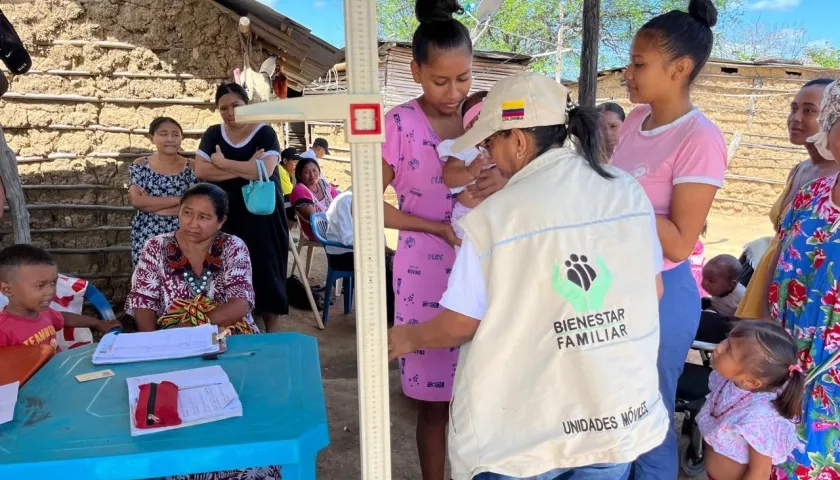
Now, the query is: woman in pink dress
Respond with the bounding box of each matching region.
[380,1,507,478]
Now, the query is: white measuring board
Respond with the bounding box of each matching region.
[234,0,392,478]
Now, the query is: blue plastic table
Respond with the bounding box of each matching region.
[0,333,330,479]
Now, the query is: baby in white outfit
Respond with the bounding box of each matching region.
[437,91,491,244]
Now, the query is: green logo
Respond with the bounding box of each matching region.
[552,254,612,312]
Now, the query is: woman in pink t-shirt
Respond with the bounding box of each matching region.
[380,1,508,478]
[610,0,728,478]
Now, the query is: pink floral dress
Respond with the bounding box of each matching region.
[383,99,457,402]
[690,240,708,297]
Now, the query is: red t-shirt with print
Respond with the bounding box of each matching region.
[0,308,64,349]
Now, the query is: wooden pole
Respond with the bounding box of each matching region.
[0,126,30,243]
[238,17,251,35]
[578,0,601,107]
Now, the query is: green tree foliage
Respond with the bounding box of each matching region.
[805,41,840,69]
[376,0,743,78]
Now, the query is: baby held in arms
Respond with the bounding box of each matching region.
[437,91,492,249]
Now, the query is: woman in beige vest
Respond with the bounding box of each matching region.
[389,72,667,480]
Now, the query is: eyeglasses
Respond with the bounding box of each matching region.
[480,128,538,149]
[480,130,510,149]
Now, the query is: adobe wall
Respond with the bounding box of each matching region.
[0,0,283,304]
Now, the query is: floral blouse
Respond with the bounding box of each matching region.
[126,232,258,331]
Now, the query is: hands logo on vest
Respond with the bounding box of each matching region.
[552,254,612,312]
[552,254,628,351]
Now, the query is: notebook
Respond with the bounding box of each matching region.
[92,324,221,365]
[127,365,242,436]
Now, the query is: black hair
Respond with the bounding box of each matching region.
[639,0,718,84]
[727,321,804,420]
[215,82,249,105]
[149,116,183,136]
[803,78,836,88]
[707,253,741,280]
[597,102,626,122]
[294,158,321,184]
[412,0,473,66]
[0,244,56,280]
[181,183,229,220]
[524,106,613,180]
[462,91,488,117]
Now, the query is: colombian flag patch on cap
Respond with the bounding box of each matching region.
[501,100,525,121]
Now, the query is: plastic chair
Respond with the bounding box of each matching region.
[56,279,120,350]
[84,283,117,323]
[290,214,321,278]
[309,212,354,327]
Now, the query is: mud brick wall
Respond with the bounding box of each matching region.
[570,62,840,218]
[0,0,285,306]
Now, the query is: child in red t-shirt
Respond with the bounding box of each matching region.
[0,245,116,349]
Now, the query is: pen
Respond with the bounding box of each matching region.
[201,351,257,360]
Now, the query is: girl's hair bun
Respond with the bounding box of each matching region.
[415,0,465,24]
[688,0,718,28]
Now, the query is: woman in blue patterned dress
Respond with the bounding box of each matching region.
[768,79,840,479]
[128,117,197,265]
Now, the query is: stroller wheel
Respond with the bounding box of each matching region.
[679,439,706,477]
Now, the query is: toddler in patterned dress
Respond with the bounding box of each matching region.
[438,91,492,246]
[698,321,804,480]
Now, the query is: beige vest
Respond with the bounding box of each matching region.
[451,147,667,479]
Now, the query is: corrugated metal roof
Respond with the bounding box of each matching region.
[210,0,344,90]
[305,44,530,110]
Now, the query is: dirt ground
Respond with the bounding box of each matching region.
[275,213,774,479]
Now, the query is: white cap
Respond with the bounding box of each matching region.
[450,72,571,153]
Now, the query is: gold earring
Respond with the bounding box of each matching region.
[516,152,523,159]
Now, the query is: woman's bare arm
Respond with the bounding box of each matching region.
[133,308,158,332]
[762,244,783,320]
[382,159,449,236]
[193,157,238,181]
[297,204,318,224]
[656,183,719,262]
[215,153,280,180]
[128,185,180,213]
[155,206,180,216]
[207,298,251,329]
[443,156,479,189]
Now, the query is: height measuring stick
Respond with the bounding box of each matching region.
[234,0,391,478]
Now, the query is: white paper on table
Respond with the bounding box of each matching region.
[93,324,220,365]
[126,365,242,436]
[0,381,19,425]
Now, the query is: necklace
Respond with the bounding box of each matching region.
[183,269,211,296]
[709,380,751,419]
[306,183,323,200]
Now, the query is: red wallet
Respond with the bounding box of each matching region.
[135,381,182,429]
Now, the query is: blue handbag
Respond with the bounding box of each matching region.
[241,159,276,215]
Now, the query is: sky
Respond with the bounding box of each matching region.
[258,0,838,51]
[740,0,839,48]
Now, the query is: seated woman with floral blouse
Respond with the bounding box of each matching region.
[126,183,260,334]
